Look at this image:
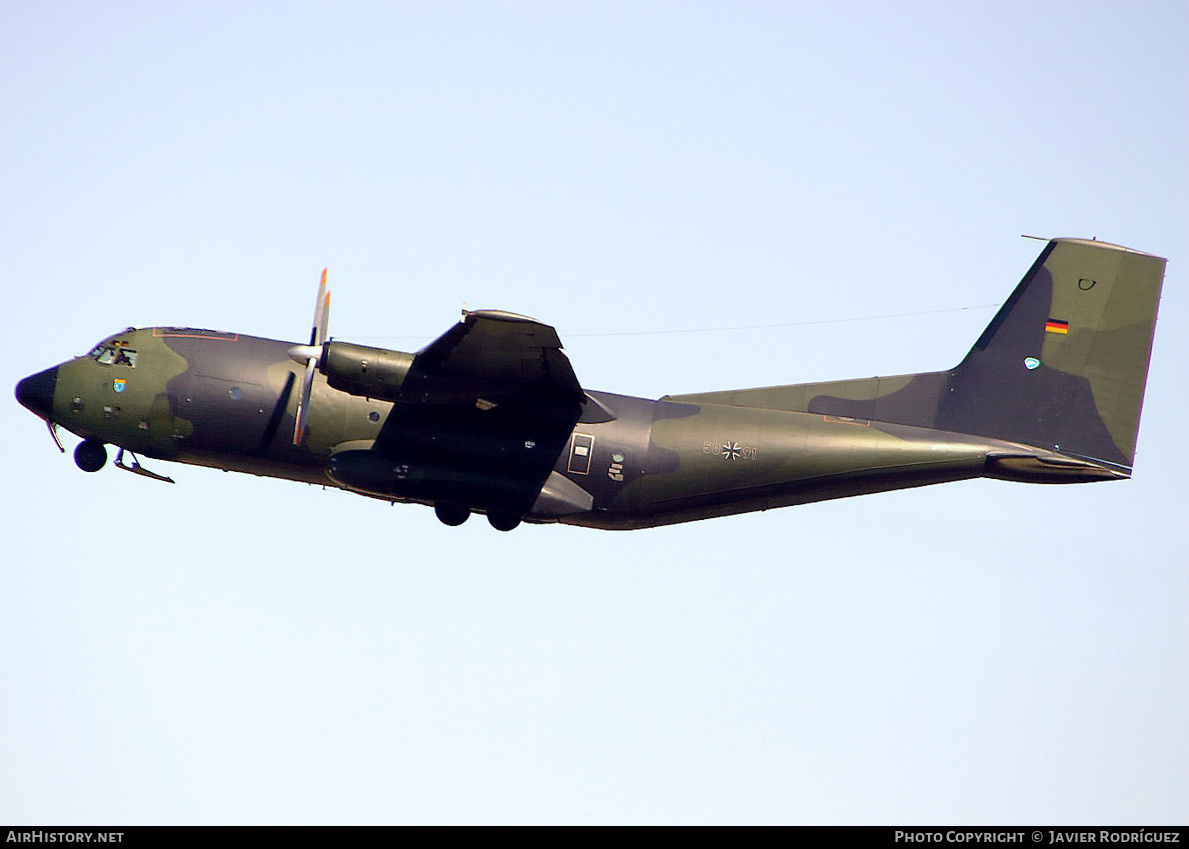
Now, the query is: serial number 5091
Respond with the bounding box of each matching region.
[703,441,757,460]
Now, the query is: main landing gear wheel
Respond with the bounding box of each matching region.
[486,511,521,532]
[74,440,108,473]
[434,503,471,527]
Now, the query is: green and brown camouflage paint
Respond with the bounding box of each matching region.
[16,238,1166,530]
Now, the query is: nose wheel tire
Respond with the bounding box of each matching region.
[434,503,470,527]
[74,440,108,473]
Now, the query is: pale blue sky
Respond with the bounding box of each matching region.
[3,1,1186,823]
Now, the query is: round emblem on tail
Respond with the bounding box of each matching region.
[1023,357,1041,370]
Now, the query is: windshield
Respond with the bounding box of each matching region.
[88,344,137,367]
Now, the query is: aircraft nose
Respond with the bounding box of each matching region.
[15,366,58,420]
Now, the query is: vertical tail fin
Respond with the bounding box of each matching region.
[936,238,1166,469]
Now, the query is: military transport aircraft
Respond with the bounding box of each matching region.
[16,238,1166,531]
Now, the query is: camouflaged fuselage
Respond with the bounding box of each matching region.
[21,329,1119,531]
[16,238,1166,530]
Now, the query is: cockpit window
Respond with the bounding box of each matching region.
[89,345,137,367]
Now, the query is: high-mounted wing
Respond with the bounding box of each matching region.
[324,309,587,519]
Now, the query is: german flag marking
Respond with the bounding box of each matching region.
[1045,319,1069,334]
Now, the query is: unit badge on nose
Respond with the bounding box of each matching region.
[113,378,127,393]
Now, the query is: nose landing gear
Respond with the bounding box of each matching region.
[74,440,107,472]
[71,440,175,482]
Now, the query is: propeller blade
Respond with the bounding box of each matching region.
[311,268,330,346]
[292,269,330,446]
[293,356,317,446]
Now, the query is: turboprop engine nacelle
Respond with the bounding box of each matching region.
[289,341,415,401]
